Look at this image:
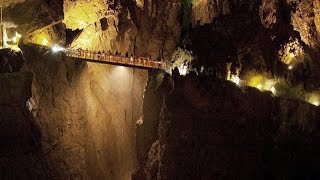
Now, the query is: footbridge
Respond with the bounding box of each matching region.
[65,49,166,70]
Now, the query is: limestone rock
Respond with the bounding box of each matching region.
[64,0,181,59]
[192,0,230,26]
[2,0,64,45]
[0,48,24,73]
[259,0,279,29]
[136,74,320,179]
[0,72,47,179]
[20,43,148,180]
[290,0,320,48]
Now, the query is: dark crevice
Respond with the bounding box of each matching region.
[66,28,83,46]
[100,17,108,31]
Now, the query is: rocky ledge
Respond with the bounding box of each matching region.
[135,72,320,179]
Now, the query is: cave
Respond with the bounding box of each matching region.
[1,0,320,180]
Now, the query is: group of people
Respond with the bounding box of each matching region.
[76,48,159,60]
[73,48,164,68]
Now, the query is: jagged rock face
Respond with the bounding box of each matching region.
[0,48,24,73]
[3,0,64,45]
[4,0,320,179]
[191,0,230,26]
[290,0,319,48]
[64,0,181,59]
[135,72,164,171]
[20,44,148,180]
[189,0,274,79]
[0,72,48,179]
[63,0,126,52]
[259,0,279,29]
[3,1,153,179]
[185,0,320,85]
[135,74,320,179]
[134,0,182,58]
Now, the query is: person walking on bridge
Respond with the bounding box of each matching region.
[130,55,134,63]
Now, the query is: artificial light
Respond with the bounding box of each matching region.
[271,86,276,95]
[257,84,262,90]
[42,38,48,46]
[312,101,319,106]
[229,75,240,85]
[52,44,65,52]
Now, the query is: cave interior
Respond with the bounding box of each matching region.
[0,0,320,179]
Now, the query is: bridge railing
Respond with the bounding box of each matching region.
[65,49,166,70]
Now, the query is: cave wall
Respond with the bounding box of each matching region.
[2,0,64,44]
[3,0,320,179]
[20,44,148,180]
[0,72,48,179]
[132,2,320,174]
[187,0,320,87]
[63,0,182,59]
[2,1,153,179]
[135,73,320,179]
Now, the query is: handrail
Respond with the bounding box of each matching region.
[65,49,165,70]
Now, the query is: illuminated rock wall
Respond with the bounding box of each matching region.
[20,44,148,180]
[2,0,64,45]
[3,1,152,179]
[4,0,320,179]
[63,0,182,59]
[191,0,230,26]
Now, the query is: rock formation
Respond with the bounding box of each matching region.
[1,0,320,179]
[63,0,181,59]
[18,43,148,179]
[0,48,24,73]
[135,73,320,179]
[0,71,47,179]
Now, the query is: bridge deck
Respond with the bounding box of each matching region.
[66,49,166,70]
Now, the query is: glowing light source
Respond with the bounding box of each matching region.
[312,101,319,106]
[3,31,8,47]
[308,94,320,107]
[288,65,293,70]
[52,44,65,52]
[178,63,188,76]
[257,84,263,90]
[229,75,240,85]
[271,86,276,95]
[111,66,130,86]
[247,74,265,88]
[42,38,48,46]
[12,32,21,43]
[117,66,126,70]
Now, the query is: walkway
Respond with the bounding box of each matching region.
[65,49,166,70]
